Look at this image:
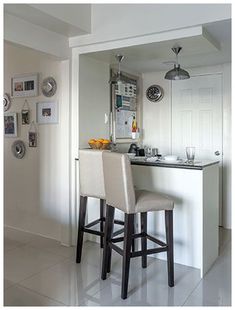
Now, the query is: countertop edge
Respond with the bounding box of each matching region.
[131,160,220,170]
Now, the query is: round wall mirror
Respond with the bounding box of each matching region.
[11,140,26,159]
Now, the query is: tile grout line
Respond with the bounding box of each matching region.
[5,254,69,291]
[5,283,66,306]
[181,239,231,306]
[181,277,203,306]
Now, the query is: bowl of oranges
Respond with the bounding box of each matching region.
[88,138,111,150]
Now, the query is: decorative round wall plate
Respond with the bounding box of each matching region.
[4,93,11,112]
[11,140,26,159]
[146,85,164,102]
[41,77,57,97]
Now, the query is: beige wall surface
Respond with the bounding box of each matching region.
[4,42,70,241]
[79,54,110,148]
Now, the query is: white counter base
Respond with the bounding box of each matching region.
[132,164,219,278]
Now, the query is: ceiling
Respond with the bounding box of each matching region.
[4,4,231,72]
[85,19,231,73]
[4,3,91,37]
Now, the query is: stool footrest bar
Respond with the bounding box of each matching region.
[113,228,125,237]
[146,234,167,247]
[83,227,104,236]
[114,219,125,226]
[131,246,168,258]
[110,243,124,256]
[85,218,103,228]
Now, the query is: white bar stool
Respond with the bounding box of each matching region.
[76,149,124,264]
[101,152,174,299]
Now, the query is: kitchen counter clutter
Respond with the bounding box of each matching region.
[131,156,219,170]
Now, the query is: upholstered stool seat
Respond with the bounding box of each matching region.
[101,152,175,299]
[135,190,174,213]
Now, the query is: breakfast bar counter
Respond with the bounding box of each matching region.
[131,158,219,278]
[131,157,219,170]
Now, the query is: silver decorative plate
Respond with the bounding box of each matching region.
[4,93,11,112]
[11,140,26,159]
[41,77,57,97]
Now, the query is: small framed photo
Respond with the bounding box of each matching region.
[29,132,37,147]
[11,73,38,97]
[4,113,18,137]
[37,101,58,124]
[22,110,30,125]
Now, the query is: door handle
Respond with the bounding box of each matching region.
[214,151,220,156]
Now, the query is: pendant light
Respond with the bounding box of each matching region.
[109,54,125,84]
[164,47,190,80]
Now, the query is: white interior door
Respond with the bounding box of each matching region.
[172,74,223,225]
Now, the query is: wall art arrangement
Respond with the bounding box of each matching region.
[4,73,58,158]
[11,140,26,159]
[11,73,38,98]
[21,99,30,125]
[37,101,58,124]
[28,121,37,147]
[4,112,18,137]
[3,93,11,111]
[41,76,57,97]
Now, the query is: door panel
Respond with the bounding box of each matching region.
[172,74,223,225]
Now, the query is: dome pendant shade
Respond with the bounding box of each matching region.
[164,47,190,80]
[109,54,125,84]
[165,64,190,80]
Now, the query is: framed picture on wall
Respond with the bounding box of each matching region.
[11,73,39,97]
[36,101,58,124]
[4,112,18,137]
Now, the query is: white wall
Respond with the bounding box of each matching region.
[4,13,69,59]
[142,71,172,155]
[4,42,70,241]
[70,3,231,47]
[79,55,110,148]
[142,63,231,229]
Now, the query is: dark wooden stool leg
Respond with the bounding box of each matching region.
[76,196,87,263]
[131,214,135,252]
[141,212,147,268]
[107,206,115,273]
[101,205,114,280]
[100,199,105,248]
[165,210,174,287]
[121,213,134,299]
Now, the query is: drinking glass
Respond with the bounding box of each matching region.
[144,146,152,157]
[186,147,195,164]
[152,148,158,157]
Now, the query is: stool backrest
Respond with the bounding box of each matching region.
[79,149,106,199]
[102,152,136,214]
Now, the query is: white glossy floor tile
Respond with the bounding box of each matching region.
[4,238,26,252]
[4,244,66,284]
[4,284,65,306]
[81,257,201,306]
[78,241,120,269]
[183,243,231,306]
[4,226,36,244]
[26,234,76,258]
[4,226,231,306]
[4,279,15,290]
[20,258,109,306]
